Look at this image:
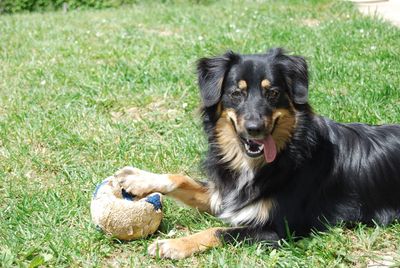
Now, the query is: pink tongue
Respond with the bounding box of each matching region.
[256,135,277,163]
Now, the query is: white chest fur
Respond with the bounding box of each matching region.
[210,167,274,226]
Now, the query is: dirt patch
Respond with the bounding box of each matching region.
[137,24,180,37]
[302,18,320,27]
[110,99,185,123]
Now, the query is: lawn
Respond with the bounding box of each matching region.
[1,0,400,267]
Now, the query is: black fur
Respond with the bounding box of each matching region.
[198,48,400,243]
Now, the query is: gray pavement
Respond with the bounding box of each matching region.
[351,0,400,27]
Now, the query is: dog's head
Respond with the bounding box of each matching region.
[198,48,308,168]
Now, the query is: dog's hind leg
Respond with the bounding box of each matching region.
[116,166,211,213]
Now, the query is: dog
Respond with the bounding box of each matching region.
[117,48,400,259]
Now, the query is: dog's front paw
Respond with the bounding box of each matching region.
[148,238,197,260]
[115,166,173,197]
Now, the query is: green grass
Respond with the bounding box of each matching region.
[1,0,400,267]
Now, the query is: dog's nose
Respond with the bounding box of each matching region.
[245,120,265,136]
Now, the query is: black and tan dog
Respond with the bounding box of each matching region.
[117,48,400,259]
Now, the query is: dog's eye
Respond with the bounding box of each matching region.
[230,91,244,101]
[267,89,280,100]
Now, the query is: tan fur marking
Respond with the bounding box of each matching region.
[261,79,271,89]
[167,175,211,213]
[255,199,274,224]
[271,108,296,152]
[215,110,246,170]
[148,228,223,259]
[225,108,238,127]
[217,77,224,90]
[238,80,247,90]
[175,227,222,251]
[216,102,223,117]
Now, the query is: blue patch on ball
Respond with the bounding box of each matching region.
[93,179,109,198]
[121,188,135,201]
[145,194,162,210]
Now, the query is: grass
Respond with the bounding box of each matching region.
[1,0,400,266]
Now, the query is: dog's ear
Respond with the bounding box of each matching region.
[197,51,239,107]
[271,48,309,104]
[286,55,308,104]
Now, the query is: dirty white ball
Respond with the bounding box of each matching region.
[90,175,163,240]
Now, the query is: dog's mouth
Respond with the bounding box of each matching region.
[240,137,264,158]
[226,111,280,163]
[239,116,280,163]
[240,136,277,163]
